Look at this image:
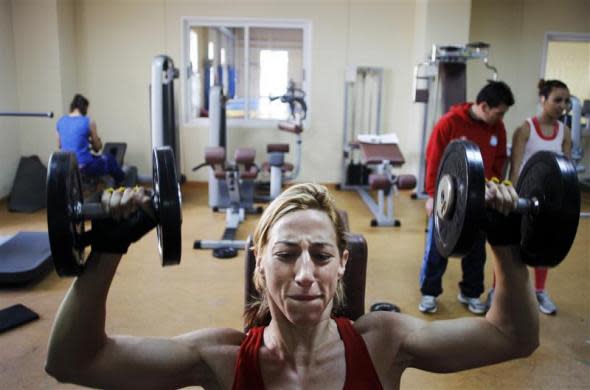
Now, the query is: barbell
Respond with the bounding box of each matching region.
[47,147,182,276]
[434,140,580,267]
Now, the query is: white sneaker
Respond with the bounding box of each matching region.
[457,293,487,315]
[536,291,557,315]
[419,295,437,313]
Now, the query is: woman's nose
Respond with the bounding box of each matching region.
[294,255,314,286]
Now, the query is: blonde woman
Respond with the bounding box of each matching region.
[47,183,537,389]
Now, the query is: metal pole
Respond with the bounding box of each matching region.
[0,112,53,118]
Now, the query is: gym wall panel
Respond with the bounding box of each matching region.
[0,0,20,198]
[56,0,78,115]
[75,1,166,174]
[468,0,590,139]
[11,0,63,169]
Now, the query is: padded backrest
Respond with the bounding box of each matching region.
[102,142,127,166]
[244,232,367,328]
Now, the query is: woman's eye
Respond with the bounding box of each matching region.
[313,253,333,262]
[275,252,297,260]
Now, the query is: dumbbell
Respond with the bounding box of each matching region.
[47,147,182,277]
[434,140,580,267]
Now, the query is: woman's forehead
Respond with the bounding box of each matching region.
[550,88,569,97]
[268,209,336,243]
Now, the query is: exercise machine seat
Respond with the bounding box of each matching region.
[261,161,294,173]
[278,121,303,134]
[267,143,290,153]
[244,232,367,328]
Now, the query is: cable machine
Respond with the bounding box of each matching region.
[412,42,498,199]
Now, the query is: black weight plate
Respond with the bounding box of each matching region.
[517,151,580,267]
[47,152,86,276]
[153,147,182,266]
[434,141,485,258]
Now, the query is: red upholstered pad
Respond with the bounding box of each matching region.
[240,165,258,179]
[214,170,226,180]
[205,146,226,164]
[278,121,303,134]
[267,143,290,153]
[234,148,256,165]
[261,161,294,173]
[397,174,417,190]
[359,143,405,166]
[369,174,391,190]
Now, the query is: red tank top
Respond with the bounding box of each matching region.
[231,317,383,389]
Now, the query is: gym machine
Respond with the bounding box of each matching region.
[564,95,590,217]
[193,86,262,259]
[412,42,498,200]
[338,66,416,227]
[339,66,384,189]
[257,80,306,201]
[151,55,184,183]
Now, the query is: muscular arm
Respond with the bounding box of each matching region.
[398,245,538,373]
[562,126,572,159]
[46,252,228,389]
[509,123,530,184]
[89,120,102,152]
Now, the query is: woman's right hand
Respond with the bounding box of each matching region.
[101,186,154,220]
[89,187,157,254]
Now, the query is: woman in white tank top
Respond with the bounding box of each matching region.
[507,79,572,315]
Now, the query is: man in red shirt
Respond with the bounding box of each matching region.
[419,81,514,314]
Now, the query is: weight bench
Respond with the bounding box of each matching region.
[0,232,52,285]
[357,142,416,227]
[194,146,262,258]
[244,232,368,330]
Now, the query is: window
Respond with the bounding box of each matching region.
[182,18,311,124]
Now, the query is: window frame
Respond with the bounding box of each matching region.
[180,17,312,128]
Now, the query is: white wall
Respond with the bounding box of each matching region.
[0,0,20,198]
[57,0,78,113]
[11,0,63,167]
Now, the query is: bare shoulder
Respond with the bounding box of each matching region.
[354,312,428,363]
[514,121,531,137]
[174,327,245,351]
[175,327,245,387]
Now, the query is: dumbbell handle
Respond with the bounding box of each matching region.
[75,199,156,220]
[513,197,540,215]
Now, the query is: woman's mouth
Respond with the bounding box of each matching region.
[289,294,322,301]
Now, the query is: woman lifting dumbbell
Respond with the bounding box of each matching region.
[46,179,543,389]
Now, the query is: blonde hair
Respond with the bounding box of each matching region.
[244,183,348,329]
